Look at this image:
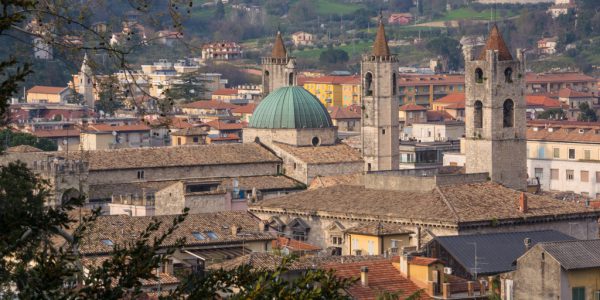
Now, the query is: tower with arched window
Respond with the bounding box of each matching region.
[464,24,527,190]
[261,32,297,98]
[79,53,95,107]
[360,19,399,172]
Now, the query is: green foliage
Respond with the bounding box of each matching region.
[536,108,566,120]
[163,71,209,104]
[319,49,350,65]
[577,102,597,122]
[95,76,123,116]
[215,0,226,20]
[0,57,31,125]
[0,129,57,151]
[426,37,462,71]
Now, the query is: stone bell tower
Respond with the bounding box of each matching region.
[361,19,399,172]
[79,53,95,107]
[464,24,527,191]
[261,32,297,97]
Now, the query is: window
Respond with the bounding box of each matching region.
[503,99,514,128]
[474,100,483,129]
[276,164,282,174]
[367,240,375,255]
[534,168,543,180]
[331,236,343,245]
[352,238,358,250]
[566,170,574,181]
[537,146,545,158]
[101,239,114,246]
[205,231,219,239]
[392,73,397,95]
[504,67,513,83]
[193,136,199,143]
[572,287,585,300]
[367,163,372,172]
[137,170,144,179]
[585,149,591,160]
[597,172,600,183]
[364,72,373,96]
[192,232,206,240]
[553,148,560,158]
[569,148,576,160]
[581,171,589,182]
[475,68,483,83]
[292,231,307,241]
[551,169,559,180]
[391,239,401,249]
[582,192,589,197]
[177,137,181,145]
[382,129,385,135]
[288,73,294,85]
[311,136,320,146]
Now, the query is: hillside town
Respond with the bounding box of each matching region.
[2,0,600,299]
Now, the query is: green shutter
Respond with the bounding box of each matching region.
[572,287,585,300]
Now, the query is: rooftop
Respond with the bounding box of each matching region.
[558,87,595,98]
[329,106,360,120]
[231,103,257,114]
[181,100,239,110]
[170,126,209,136]
[372,20,391,57]
[212,88,238,96]
[536,239,600,270]
[273,142,363,164]
[399,103,427,111]
[66,143,280,171]
[346,222,414,236]
[78,211,274,255]
[271,31,287,59]
[5,145,43,153]
[86,123,151,133]
[271,236,321,252]
[302,75,361,85]
[27,85,68,94]
[478,24,513,61]
[250,182,599,226]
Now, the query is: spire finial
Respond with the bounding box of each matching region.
[271,31,287,59]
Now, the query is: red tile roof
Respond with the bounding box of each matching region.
[206,120,246,130]
[409,257,440,266]
[526,95,562,108]
[324,259,432,300]
[329,106,360,119]
[88,123,151,132]
[272,237,321,252]
[558,88,595,98]
[31,129,80,138]
[212,88,238,96]
[182,100,239,110]
[209,133,241,142]
[445,102,465,109]
[27,86,68,94]
[435,93,465,104]
[426,110,455,122]
[231,103,257,114]
[526,72,596,84]
[478,24,513,61]
[399,104,427,111]
[302,75,361,85]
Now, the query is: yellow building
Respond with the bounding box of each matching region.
[395,256,445,291]
[26,86,70,104]
[170,127,208,146]
[302,75,360,108]
[346,222,413,256]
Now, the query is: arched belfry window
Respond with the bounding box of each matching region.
[392,73,397,95]
[475,68,483,84]
[474,100,483,129]
[288,72,294,86]
[264,70,270,91]
[503,99,514,128]
[364,72,373,96]
[504,67,513,83]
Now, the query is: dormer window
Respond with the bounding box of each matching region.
[192,232,206,240]
[205,231,219,239]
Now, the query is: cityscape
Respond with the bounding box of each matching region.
[1,0,600,299]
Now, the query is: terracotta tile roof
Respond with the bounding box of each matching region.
[206,120,246,130]
[526,95,562,108]
[273,142,363,164]
[78,211,275,255]
[558,88,595,98]
[209,133,241,142]
[149,117,194,129]
[181,100,238,110]
[346,222,414,236]
[27,85,68,94]
[302,75,361,85]
[409,256,440,266]
[212,88,238,96]
[87,123,151,132]
[5,145,43,153]
[250,182,599,226]
[272,237,321,251]
[271,31,287,59]
[426,110,455,122]
[478,24,513,61]
[324,259,432,300]
[444,102,465,109]
[231,103,257,114]
[67,143,280,171]
[399,104,427,111]
[435,93,465,104]
[170,126,208,136]
[527,126,600,143]
[372,21,391,57]
[525,72,596,84]
[31,129,80,138]
[89,180,179,200]
[217,175,303,191]
[329,106,360,119]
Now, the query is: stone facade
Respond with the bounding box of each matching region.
[243,127,337,147]
[361,56,400,172]
[261,57,296,97]
[512,245,562,299]
[463,35,527,191]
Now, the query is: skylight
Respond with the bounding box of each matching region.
[205,231,219,240]
[101,239,114,246]
[192,232,206,240]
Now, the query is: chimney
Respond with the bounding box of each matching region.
[524,238,532,251]
[399,252,410,277]
[360,266,369,287]
[519,192,528,213]
[231,225,240,236]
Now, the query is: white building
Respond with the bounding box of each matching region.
[291,31,314,46]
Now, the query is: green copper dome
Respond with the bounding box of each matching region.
[250,86,333,129]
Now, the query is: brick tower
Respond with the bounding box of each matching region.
[361,19,399,172]
[464,24,527,190]
[261,32,297,97]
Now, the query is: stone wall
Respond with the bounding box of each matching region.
[364,171,488,192]
[513,245,561,300]
[460,218,599,240]
[306,162,363,185]
[154,182,185,215]
[243,127,337,147]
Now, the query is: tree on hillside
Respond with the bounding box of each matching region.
[578,102,597,122]
[163,71,209,104]
[95,76,124,116]
[319,49,350,65]
[215,0,226,20]
[425,37,462,71]
[0,129,57,151]
[288,0,317,25]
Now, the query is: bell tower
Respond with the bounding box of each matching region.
[464,24,527,190]
[261,32,297,98]
[360,18,399,172]
[79,53,94,107]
